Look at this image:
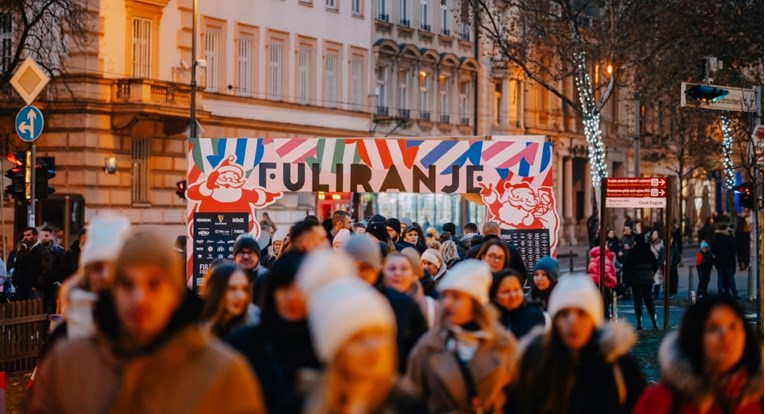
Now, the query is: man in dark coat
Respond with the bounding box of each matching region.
[711,225,738,297]
[60,228,86,282]
[623,233,658,329]
[233,235,268,303]
[12,227,53,301]
[465,221,528,280]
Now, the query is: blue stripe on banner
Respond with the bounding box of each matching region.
[235,138,247,165]
[497,168,509,180]
[252,139,264,168]
[519,157,530,177]
[421,141,459,168]
[205,138,226,168]
[406,140,424,148]
[540,143,551,172]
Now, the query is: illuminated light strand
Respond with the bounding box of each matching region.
[721,116,735,189]
[573,51,608,188]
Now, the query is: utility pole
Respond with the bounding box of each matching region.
[751,86,762,334]
[189,0,198,140]
[633,91,640,227]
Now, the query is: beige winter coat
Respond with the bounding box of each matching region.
[26,325,265,414]
[405,322,516,413]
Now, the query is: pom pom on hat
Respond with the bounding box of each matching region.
[548,275,604,328]
[437,259,492,306]
[80,214,131,267]
[296,249,356,296]
[307,279,395,362]
[343,235,382,270]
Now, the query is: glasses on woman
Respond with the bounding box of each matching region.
[486,253,504,262]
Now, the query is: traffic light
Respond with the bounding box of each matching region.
[35,157,55,200]
[176,180,187,200]
[685,84,729,103]
[5,151,26,201]
[738,182,754,209]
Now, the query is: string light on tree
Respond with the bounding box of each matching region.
[573,51,608,188]
[721,115,734,190]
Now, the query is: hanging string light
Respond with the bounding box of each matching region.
[573,51,608,188]
[721,115,734,189]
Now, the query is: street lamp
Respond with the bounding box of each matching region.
[190,0,198,140]
[633,91,641,227]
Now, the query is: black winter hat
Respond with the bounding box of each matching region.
[369,214,387,224]
[386,218,402,232]
[233,235,261,257]
[367,222,389,243]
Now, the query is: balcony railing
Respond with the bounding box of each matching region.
[460,117,470,126]
[440,114,450,123]
[459,31,470,41]
[114,78,191,106]
[399,109,410,119]
[440,28,451,36]
[420,24,431,32]
[399,18,410,26]
[419,111,431,121]
[377,106,389,116]
[377,13,389,22]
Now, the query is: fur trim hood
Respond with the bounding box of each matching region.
[658,331,764,404]
[515,320,637,367]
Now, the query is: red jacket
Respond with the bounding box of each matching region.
[587,246,617,288]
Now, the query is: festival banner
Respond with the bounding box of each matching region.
[186,136,560,280]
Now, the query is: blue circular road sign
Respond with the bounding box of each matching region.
[15,105,44,142]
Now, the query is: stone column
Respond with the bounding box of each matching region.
[583,161,593,218]
[500,77,509,129]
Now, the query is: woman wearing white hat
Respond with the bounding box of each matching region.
[405,259,516,413]
[508,275,646,414]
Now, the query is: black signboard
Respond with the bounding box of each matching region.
[500,229,552,276]
[192,212,248,290]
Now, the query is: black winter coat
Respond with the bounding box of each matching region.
[381,287,428,373]
[711,230,737,269]
[13,243,52,290]
[228,317,321,414]
[60,240,81,282]
[497,302,546,339]
[622,241,657,286]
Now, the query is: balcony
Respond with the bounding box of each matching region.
[440,28,450,36]
[439,114,450,124]
[398,109,410,120]
[459,31,471,41]
[399,18,410,27]
[420,23,431,32]
[419,111,431,121]
[377,106,389,116]
[114,78,191,107]
[377,13,389,22]
[460,117,470,126]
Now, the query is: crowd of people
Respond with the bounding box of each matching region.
[2,210,761,413]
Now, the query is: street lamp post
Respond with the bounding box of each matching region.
[633,91,641,227]
[190,0,198,140]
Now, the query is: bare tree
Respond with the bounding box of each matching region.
[469,0,670,188]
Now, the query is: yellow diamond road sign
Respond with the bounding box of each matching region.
[10,57,50,106]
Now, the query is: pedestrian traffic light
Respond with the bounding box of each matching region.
[5,151,26,201]
[684,84,729,103]
[176,179,187,200]
[738,182,754,209]
[35,157,55,200]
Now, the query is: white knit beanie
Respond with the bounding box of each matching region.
[79,214,131,267]
[437,259,492,305]
[421,248,442,267]
[296,249,357,296]
[548,275,604,328]
[307,279,396,362]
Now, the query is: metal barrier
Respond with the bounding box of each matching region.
[0,299,48,372]
[557,250,579,273]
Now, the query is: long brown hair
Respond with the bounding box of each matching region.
[476,238,512,269]
[199,263,251,338]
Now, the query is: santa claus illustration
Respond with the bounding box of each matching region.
[187,155,282,237]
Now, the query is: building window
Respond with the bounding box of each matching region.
[439,0,450,35]
[0,12,13,74]
[350,54,365,110]
[298,44,313,104]
[237,34,254,96]
[131,138,150,204]
[204,27,223,92]
[400,0,409,24]
[352,0,362,15]
[493,81,502,125]
[459,22,471,41]
[420,1,429,30]
[439,75,449,122]
[459,80,470,124]
[326,0,337,9]
[268,40,285,99]
[419,71,429,119]
[325,52,339,107]
[378,0,388,19]
[377,67,388,112]
[131,17,152,78]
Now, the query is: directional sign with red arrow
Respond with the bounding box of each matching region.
[605,177,668,208]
